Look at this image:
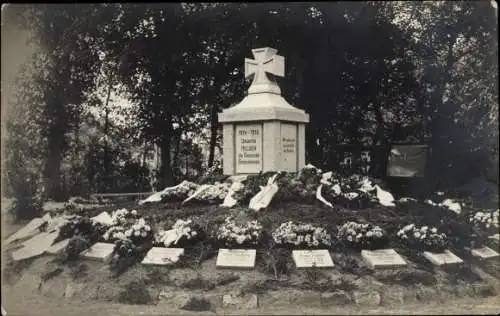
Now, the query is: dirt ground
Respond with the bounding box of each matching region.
[2,284,500,316]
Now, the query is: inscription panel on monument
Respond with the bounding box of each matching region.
[235,124,263,174]
[281,123,297,172]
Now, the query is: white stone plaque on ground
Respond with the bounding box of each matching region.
[423,250,463,266]
[216,249,256,268]
[79,242,114,262]
[235,124,263,174]
[11,231,59,261]
[471,246,499,259]
[46,238,70,255]
[292,250,334,268]
[361,249,407,269]
[4,217,48,245]
[141,247,184,265]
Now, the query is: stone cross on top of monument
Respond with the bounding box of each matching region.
[219,47,309,176]
[244,47,284,95]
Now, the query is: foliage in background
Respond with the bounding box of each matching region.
[3,2,497,219]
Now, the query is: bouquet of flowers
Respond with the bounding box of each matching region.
[272,221,333,248]
[102,226,128,242]
[161,181,200,202]
[321,175,379,209]
[59,235,92,261]
[57,215,95,241]
[216,216,263,247]
[468,209,499,233]
[124,218,154,245]
[110,235,152,274]
[111,208,140,226]
[397,224,448,252]
[154,218,202,247]
[191,182,231,204]
[232,173,277,204]
[276,172,318,203]
[113,238,138,258]
[337,221,388,250]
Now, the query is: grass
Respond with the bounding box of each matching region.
[374,269,437,286]
[68,262,89,279]
[40,267,64,282]
[256,246,294,279]
[118,280,154,305]
[240,279,283,294]
[180,297,214,312]
[145,267,171,285]
[2,257,36,284]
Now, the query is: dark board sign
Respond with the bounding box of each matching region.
[387,145,428,178]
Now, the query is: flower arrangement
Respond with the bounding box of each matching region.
[468,210,499,233]
[216,216,263,247]
[232,173,278,204]
[103,217,153,244]
[161,181,200,202]
[276,172,317,203]
[58,216,94,241]
[192,182,230,204]
[272,221,333,248]
[113,238,139,258]
[102,226,128,242]
[124,218,154,244]
[397,224,448,252]
[321,175,380,209]
[154,218,203,247]
[59,235,91,261]
[337,221,388,250]
[111,208,140,226]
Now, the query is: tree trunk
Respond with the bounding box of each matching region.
[427,36,456,191]
[159,114,175,187]
[44,91,67,202]
[103,76,113,192]
[160,136,174,187]
[208,102,219,168]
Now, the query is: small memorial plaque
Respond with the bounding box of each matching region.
[79,242,114,262]
[141,247,184,265]
[471,246,499,259]
[46,239,70,255]
[216,249,256,269]
[292,250,334,268]
[423,250,463,266]
[361,249,407,269]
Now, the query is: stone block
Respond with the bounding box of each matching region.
[222,293,259,309]
[380,286,405,305]
[320,290,351,306]
[352,290,381,306]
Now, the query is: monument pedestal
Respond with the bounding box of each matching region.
[219,47,309,175]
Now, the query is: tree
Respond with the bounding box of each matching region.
[390,1,498,189]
